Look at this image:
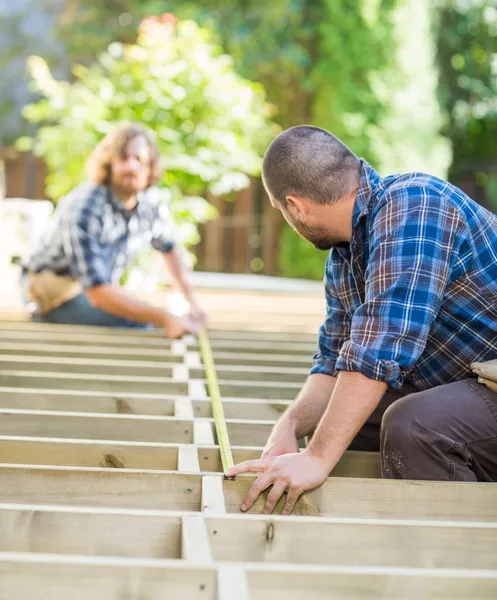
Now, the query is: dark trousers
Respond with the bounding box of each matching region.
[350,378,497,482]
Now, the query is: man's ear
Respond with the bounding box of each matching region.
[285,195,308,223]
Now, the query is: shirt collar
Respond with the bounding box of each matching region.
[352,159,382,230]
[107,187,144,216]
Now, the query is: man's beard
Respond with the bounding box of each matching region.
[293,219,339,250]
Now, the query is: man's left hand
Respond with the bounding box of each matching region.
[224,450,331,515]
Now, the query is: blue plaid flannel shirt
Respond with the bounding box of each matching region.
[311,160,497,390]
[27,183,175,288]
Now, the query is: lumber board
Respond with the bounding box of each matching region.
[0,555,217,600]
[0,437,381,477]
[3,466,497,521]
[0,341,184,362]
[0,355,177,378]
[0,387,291,420]
[223,476,497,521]
[219,380,300,400]
[181,514,213,562]
[0,466,203,511]
[0,555,496,600]
[206,514,497,569]
[0,387,177,415]
[0,370,189,395]
[191,364,308,383]
[0,409,193,443]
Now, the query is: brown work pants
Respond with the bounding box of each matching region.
[349,378,497,482]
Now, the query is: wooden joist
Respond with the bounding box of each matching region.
[0,319,496,599]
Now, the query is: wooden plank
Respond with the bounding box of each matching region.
[0,466,203,510]
[211,352,311,368]
[0,555,496,600]
[0,409,193,444]
[0,505,182,558]
[181,514,213,563]
[219,381,299,400]
[0,387,177,416]
[0,329,174,349]
[0,370,188,395]
[218,564,251,600]
[191,364,308,384]
[193,398,290,421]
[206,514,497,569]
[246,564,497,600]
[0,436,180,470]
[0,555,217,600]
[0,355,176,378]
[224,476,497,521]
[178,445,201,472]
[202,475,226,514]
[192,340,316,356]
[0,341,183,362]
[0,437,380,478]
[174,398,195,419]
[194,420,215,446]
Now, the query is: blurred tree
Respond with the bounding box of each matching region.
[435,0,497,210]
[41,0,452,279]
[17,15,275,252]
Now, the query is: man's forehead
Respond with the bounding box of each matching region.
[124,136,150,156]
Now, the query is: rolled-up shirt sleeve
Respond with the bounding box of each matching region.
[62,208,112,289]
[310,254,352,377]
[335,187,464,389]
[151,199,176,254]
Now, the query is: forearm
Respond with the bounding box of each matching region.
[86,283,168,327]
[307,371,387,469]
[278,373,337,439]
[162,248,195,302]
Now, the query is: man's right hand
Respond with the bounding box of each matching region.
[164,313,199,339]
[261,423,300,459]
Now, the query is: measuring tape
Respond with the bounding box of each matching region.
[198,328,235,479]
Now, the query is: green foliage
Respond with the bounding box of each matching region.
[435,0,497,208]
[18,15,275,249]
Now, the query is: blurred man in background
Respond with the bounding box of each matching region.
[24,122,204,338]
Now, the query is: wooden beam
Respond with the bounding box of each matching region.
[0,370,188,395]
[0,409,193,444]
[193,398,290,421]
[0,466,203,511]
[224,475,497,521]
[0,355,176,378]
[194,421,215,446]
[2,465,497,521]
[202,475,226,514]
[0,555,496,600]
[219,381,299,400]
[181,514,213,563]
[0,555,217,600]
[0,437,380,478]
[0,341,183,362]
[178,445,201,472]
[0,387,178,416]
[191,364,308,384]
[218,565,251,600]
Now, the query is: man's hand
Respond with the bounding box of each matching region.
[164,313,199,338]
[188,299,207,327]
[224,449,331,515]
[261,423,299,459]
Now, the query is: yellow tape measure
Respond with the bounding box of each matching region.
[198,328,235,478]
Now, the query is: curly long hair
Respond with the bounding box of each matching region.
[87,122,162,187]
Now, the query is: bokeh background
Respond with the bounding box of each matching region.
[0,0,496,282]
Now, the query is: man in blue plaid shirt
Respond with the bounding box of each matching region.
[25,122,204,338]
[228,125,497,514]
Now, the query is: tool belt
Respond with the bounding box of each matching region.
[26,270,83,315]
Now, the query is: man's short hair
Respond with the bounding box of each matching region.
[262,125,361,205]
[87,122,162,187]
